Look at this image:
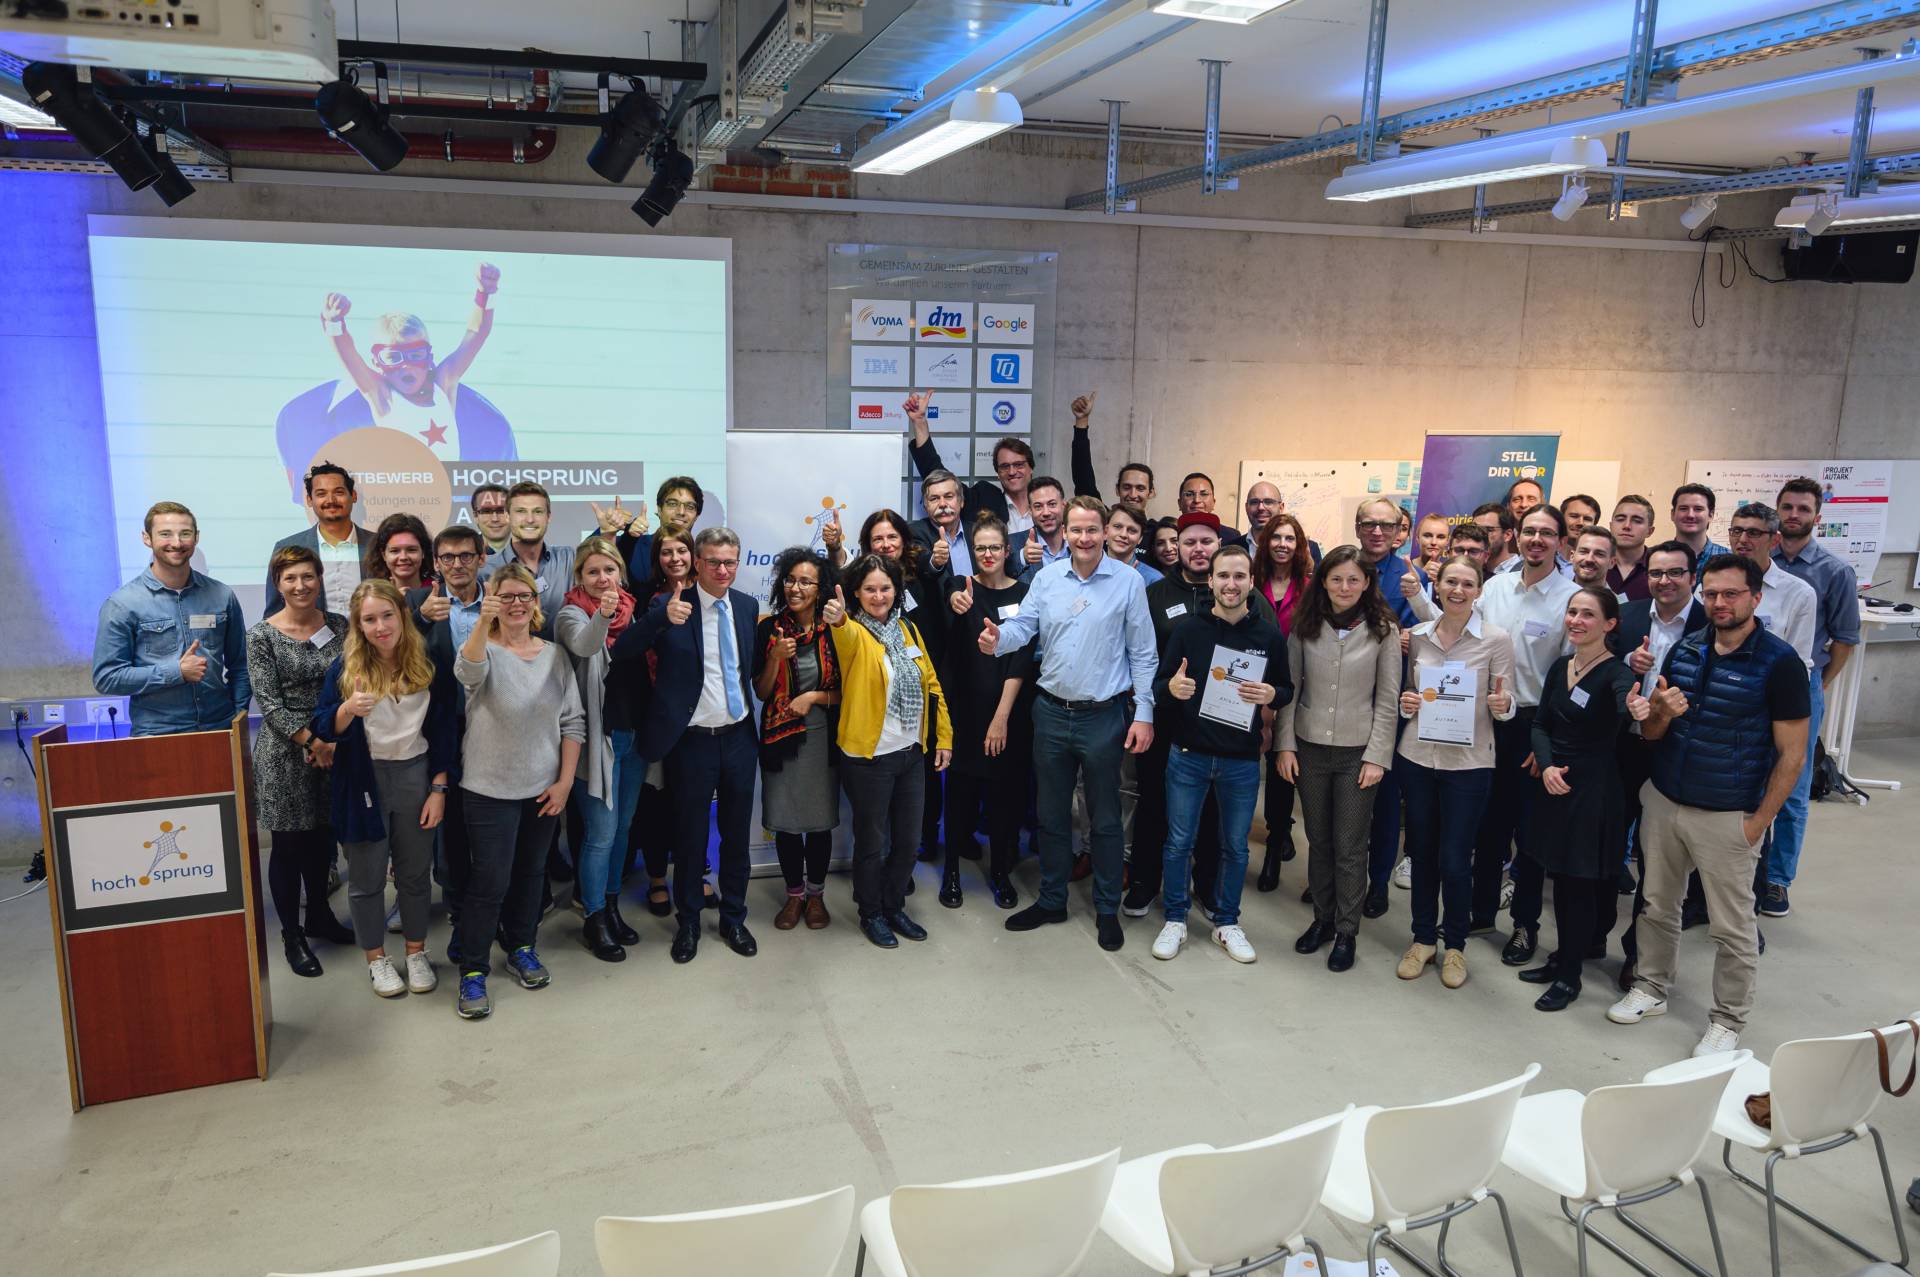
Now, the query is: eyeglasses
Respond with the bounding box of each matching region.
[1701,588,1751,603]
[995,460,1030,474]
[702,557,740,570]
[1727,527,1769,541]
[1647,568,1692,580]
[436,552,480,565]
[1357,520,1397,533]
[472,503,506,516]
[660,498,697,513]
[496,592,535,605]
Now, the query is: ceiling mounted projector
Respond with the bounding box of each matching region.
[0,0,340,84]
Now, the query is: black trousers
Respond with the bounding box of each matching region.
[1128,732,1221,900]
[775,830,832,890]
[665,722,755,927]
[1617,738,1654,961]
[1546,872,1615,990]
[268,827,334,930]
[844,745,925,920]
[946,769,1020,877]
[1263,755,1295,857]
[922,749,945,853]
[1475,714,1539,928]
[436,783,471,925]
[456,791,555,971]
[628,780,676,881]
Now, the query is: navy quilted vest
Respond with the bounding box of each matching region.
[1650,624,1801,812]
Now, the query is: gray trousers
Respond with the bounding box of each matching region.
[343,755,435,951]
[1298,741,1373,936]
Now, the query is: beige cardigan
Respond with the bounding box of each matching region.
[1277,623,1402,770]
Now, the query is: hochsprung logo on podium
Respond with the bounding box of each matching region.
[68,802,231,909]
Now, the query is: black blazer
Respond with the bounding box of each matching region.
[618,585,760,763]
[1608,598,1709,659]
[910,434,1008,526]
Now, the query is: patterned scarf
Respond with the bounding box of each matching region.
[759,612,840,769]
[855,609,922,735]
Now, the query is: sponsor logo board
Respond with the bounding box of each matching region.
[851,298,912,342]
[977,303,1035,346]
[914,347,972,390]
[914,300,973,343]
[850,346,910,387]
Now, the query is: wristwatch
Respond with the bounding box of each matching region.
[430,782,450,794]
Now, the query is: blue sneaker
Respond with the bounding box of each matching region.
[456,972,491,1019]
[506,946,550,989]
[1760,883,1790,918]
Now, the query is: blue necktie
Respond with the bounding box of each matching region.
[715,596,746,720]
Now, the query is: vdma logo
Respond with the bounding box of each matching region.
[856,304,907,334]
[988,353,1022,384]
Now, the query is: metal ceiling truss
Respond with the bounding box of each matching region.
[1401,149,1920,226]
[1063,0,1920,210]
[689,0,867,162]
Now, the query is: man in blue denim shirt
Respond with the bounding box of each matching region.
[92,501,251,736]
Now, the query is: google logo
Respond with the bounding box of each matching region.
[981,314,1030,333]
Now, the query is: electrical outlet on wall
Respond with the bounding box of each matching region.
[86,700,117,725]
[42,703,65,723]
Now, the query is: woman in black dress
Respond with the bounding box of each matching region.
[1519,586,1640,1011]
[939,514,1035,910]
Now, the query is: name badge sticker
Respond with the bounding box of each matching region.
[903,590,919,611]
[903,645,922,659]
[1524,619,1550,638]
[1569,686,1591,709]
[998,603,1021,619]
[1165,603,1188,619]
[1071,596,1092,616]
[309,631,333,649]
[189,613,217,629]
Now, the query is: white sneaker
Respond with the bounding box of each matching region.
[405,950,436,994]
[1213,925,1257,964]
[368,955,405,998]
[1151,921,1187,961]
[1392,856,1412,890]
[1607,987,1668,1024]
[1692,1024,1740,1057]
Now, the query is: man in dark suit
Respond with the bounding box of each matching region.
[1605,540,1709,986]
[266,461,371,616]
[619,526,760,965]
[910,467,971,584]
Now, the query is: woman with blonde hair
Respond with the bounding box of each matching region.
[311,578,459,999]
[451,564,584,1019]
[556,537,643,960]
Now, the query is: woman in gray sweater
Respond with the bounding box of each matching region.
[452,564,585,1021]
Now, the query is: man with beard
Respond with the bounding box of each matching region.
[267,461,370,617]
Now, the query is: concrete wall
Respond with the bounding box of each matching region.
[5,127,1918,732]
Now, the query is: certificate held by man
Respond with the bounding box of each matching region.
[1416,661,1477,747]
[1198,647,1267,730]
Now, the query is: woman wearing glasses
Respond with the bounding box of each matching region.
[451,564,585,1019]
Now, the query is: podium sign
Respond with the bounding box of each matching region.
[36,721,269,1110]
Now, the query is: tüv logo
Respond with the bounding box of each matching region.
[992,400,1017,426]
[989,353,1021,384]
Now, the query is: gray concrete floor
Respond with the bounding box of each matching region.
[4,740,1919,1277]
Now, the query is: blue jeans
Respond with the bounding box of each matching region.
[1767,676,1824,888]
[1399,758,1494,951]
[1161,747,1260,927]
[1032,696,1128,914]
[572,729,643,913]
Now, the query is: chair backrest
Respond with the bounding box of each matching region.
[1770,1020,1917,1146]
[1578,1052,1751,1198]
[267,1231,560,1277]
[888,1149,1121,1277]
[594,1185,854,1277]
[1156,1108,1349,1273]
[1362,1065,1541,1224]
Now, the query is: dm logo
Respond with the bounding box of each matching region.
[988,353,1021,384]
[141,819,190,885]
[920,306,967,339]
[992,400,1017,426]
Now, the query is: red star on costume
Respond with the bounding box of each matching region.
[419,421,448,446]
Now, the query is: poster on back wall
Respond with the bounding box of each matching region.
[1685,459,1890,582]
[1417,432,1561,524]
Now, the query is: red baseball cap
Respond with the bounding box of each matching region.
[1175,512,1222,534]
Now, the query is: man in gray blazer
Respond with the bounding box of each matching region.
[266,461,371,617]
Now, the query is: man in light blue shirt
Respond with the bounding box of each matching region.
[981,496,1156,951]
[93,501,251,736]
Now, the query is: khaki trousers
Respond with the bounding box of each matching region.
[1633,782,1762,1032]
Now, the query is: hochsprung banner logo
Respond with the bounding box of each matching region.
[66,801,230,908]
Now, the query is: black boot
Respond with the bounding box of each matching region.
[582,910,627,962]
[303,909,355,945]
[603,895,641,945]
[281,927,322,977]
[1257,844,1283,893]
[939,864,963,909]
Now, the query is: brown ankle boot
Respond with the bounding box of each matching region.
[774,894,805,931]
[804,893,831,929]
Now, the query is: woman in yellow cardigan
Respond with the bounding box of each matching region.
[824,553,953,949]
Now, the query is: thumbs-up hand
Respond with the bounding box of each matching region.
[1626,684,1652,722]
[1543,764,1572,796]
[1400,564,1422,599]
[773,634,798,664]
[596,584,622,616]
[821,508,843,554]
[179,638,208,683]
[1071,390,1097,426]
[1168,658,1197,701]
[977,615,1000,655]
[589,500,627,536]
[477,590,504,628]
[930,535,950,570]
[665,592,694,626]
[1652,673,1689,719]
[630,499,650,536]
[950,574,975,615]
[1022,535,1042,566]
[420,577,451,623]
[1487,673,1512,718]
[823,584,847,627]
[1627,635,1655,675]
[902,390,929,426]
[345,678,379,718]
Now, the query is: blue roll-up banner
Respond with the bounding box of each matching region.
[1417,433,1561,523]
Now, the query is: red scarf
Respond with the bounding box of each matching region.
[759,612,840,768]
[563,585,634,648]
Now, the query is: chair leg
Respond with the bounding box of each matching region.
[1487,1188,1526,1277]
[1697,1176,1730,1277]
[854,1236,866,1277]
[1723,1131,1909,1273]
[1571,1199,1597,1277]
[1867,1124,1914,1271]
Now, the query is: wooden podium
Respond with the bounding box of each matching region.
[35,716,270,1110]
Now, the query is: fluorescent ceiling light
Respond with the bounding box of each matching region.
[853,89,1022,176]
[1326,136,1607,202]
[1775,188,1920,233]
[0,92,60,131]
[1150,0,1299,24]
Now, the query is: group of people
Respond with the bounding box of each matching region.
[89,399,1859,1053]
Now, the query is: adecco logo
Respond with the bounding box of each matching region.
[90,819,216,893]
[857,404,884,420]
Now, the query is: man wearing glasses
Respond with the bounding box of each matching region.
[1726,503,1816,671]
[906,392,1038,535]
[469,484,512,556]
[1611,554,1809,1059]
[612,475,705,596]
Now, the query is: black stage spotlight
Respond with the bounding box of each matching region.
[21,63,161,191]
[148,133,196,206]
[588,86,666,184]
[315,77,409,172]
[634,143,694,226]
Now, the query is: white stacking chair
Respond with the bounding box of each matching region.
[1098,1108,1348,1276]
[1320,1064,1540,1277]
[854,1148,1120,1277]
[1712,1019,1916,1277]
[267,1231,560,1277]
[1500,1051,1750,1277]
[594,1185,854,1277]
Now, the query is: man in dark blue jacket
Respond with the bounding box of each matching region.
[1608,554,1809,1059]
[618,526,761,965]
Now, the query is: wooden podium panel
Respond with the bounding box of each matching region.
[37,720,269,1110]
